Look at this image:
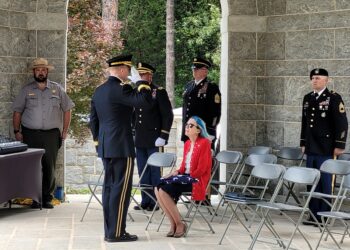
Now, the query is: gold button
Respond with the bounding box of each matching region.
[139,108,142,111]
[312,108,315,110]
[311,119,313,122]
[139,121,142,124]
[310,125,313,128]
[311,113,314,116]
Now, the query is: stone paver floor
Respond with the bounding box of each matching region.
[0,195,348,250]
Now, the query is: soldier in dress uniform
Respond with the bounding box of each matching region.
[300,68,348,225]
[133,62,173,211]
[181,57,221,149]
[90,55,152,242]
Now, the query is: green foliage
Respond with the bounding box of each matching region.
[67,0,123,142]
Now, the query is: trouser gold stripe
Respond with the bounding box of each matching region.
[116,157,132,237]
[159,147,164,176]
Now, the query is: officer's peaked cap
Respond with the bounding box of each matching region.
[107,54,132,67]
[310,68,328,79]
[192,57,212,69]
[137,62,156,74]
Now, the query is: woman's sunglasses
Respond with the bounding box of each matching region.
[185,123,199,129]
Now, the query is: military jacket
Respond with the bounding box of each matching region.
[90,76,151,158]
[181,78,221,141]
[134,81,174,148]
[300,88,348,155]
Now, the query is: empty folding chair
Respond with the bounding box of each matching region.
[338,153,350,161]
[218,163,286,244]
[209,150,243,221]
[276,146,304,204]
[212,153,277,223]
[249,167,320,250]
[300,159,350,227]
[80,168,104,222]
[247,145,272,155]
[316,174,350,249]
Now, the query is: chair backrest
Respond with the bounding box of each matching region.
[276,147,304,160]
[251,163,285,181]
[247,146,272,155]
[146,152,177,168]
[215,150,243,164]
[338,153,350,161]
[320,159,350,176]
[283,166,320,185]
[245,153,277,166]
[344,174,350,189]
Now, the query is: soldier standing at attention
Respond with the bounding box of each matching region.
[90,55,152,242]
[301,68,348,225]
[181,57,221,150]
[133,62,173,212]
[181,57,221,206]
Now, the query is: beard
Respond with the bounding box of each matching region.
[34,74,47,83]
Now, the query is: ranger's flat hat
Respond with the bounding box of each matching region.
[107,54,132,67]
[137,62,156,74]
[192,57,212,69]
[310,68,328,79]
[31,58,54,71]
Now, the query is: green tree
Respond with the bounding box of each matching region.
[67,0,123,142]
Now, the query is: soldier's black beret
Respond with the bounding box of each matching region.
[192,57,212,69]
[137,62,156,74]
[310,68,328,79]
[107,54,132,67]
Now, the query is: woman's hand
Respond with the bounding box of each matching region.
[163,170,179,178]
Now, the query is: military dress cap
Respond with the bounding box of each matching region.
[31,58,54,71]
[192,57,212,69]
[137,62,156,74]
[106,54,132,67]
[310,68,328,79]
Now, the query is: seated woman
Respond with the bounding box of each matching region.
[155,116,212,238]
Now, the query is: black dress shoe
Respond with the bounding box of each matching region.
[30,201,41,209]
[42,201,54,209]
[147,205,159,212]
[133,204,148,210]
[105,232,138,242]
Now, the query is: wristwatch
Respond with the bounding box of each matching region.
[14,129,20,134]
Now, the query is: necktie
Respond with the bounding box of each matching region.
[314,93,319,100]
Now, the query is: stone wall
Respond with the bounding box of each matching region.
[65,109,183,192]
[0,0,68,187]
[222,0,350,152]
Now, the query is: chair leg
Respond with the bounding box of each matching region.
[80,192,96,222]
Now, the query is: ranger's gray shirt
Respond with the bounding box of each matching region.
[12,80,75,130]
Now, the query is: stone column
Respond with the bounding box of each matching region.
[0,0,68,190]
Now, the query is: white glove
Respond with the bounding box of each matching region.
[128,66,142,83]
[155,137,166,147]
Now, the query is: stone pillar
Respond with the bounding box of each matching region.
[0,0,68,189]
[224,0,350,152]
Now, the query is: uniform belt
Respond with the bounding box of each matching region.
[22,126,59,132]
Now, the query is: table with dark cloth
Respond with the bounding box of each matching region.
[0,148,44,205]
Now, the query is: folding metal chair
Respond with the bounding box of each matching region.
[249,167,320,250]
[218,163,286,244]
[247,145,272,155]
[209,150,243,221]
[300,159,350,227]
[338,153,350,161]
[130,152,177,229]
[212,153,277,223]
[316,174,350,249]
[276,146,304,204]
[80,168,104,222]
